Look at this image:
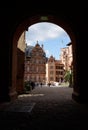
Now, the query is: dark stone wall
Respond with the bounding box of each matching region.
[0,4,87,103]
[17,48,25,94]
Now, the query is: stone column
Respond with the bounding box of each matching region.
[9,41,18,101]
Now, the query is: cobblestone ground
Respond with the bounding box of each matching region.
[0,85,88,130]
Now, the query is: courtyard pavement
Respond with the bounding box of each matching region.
[0,85,88,130]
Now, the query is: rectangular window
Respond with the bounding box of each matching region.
[50,71,53,74]
[50,66,53,69]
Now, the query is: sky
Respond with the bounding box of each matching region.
[25,22,71,60]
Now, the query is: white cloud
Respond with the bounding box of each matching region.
[25,22,68,45]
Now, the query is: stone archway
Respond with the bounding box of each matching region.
[10,14,78,101]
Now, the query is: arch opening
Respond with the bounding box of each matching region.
[24,22,72,88]
[11,15,77,101]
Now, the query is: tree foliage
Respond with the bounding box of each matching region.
[64,70,71,82]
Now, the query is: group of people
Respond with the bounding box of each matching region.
[40,82,51,87]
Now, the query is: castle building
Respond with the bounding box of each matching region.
[60,43,73,71]
[46,55,64,84]
[24,41,47,84]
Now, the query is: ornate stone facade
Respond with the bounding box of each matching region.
[60,44,73,71]
[46,55,64,84]
[24,41,47,84]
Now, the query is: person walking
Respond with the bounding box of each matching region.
[48,82,51,87]
[40,82,42,88]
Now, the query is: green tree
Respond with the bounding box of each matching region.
[64,70,73,87]
[64,70,70,83]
